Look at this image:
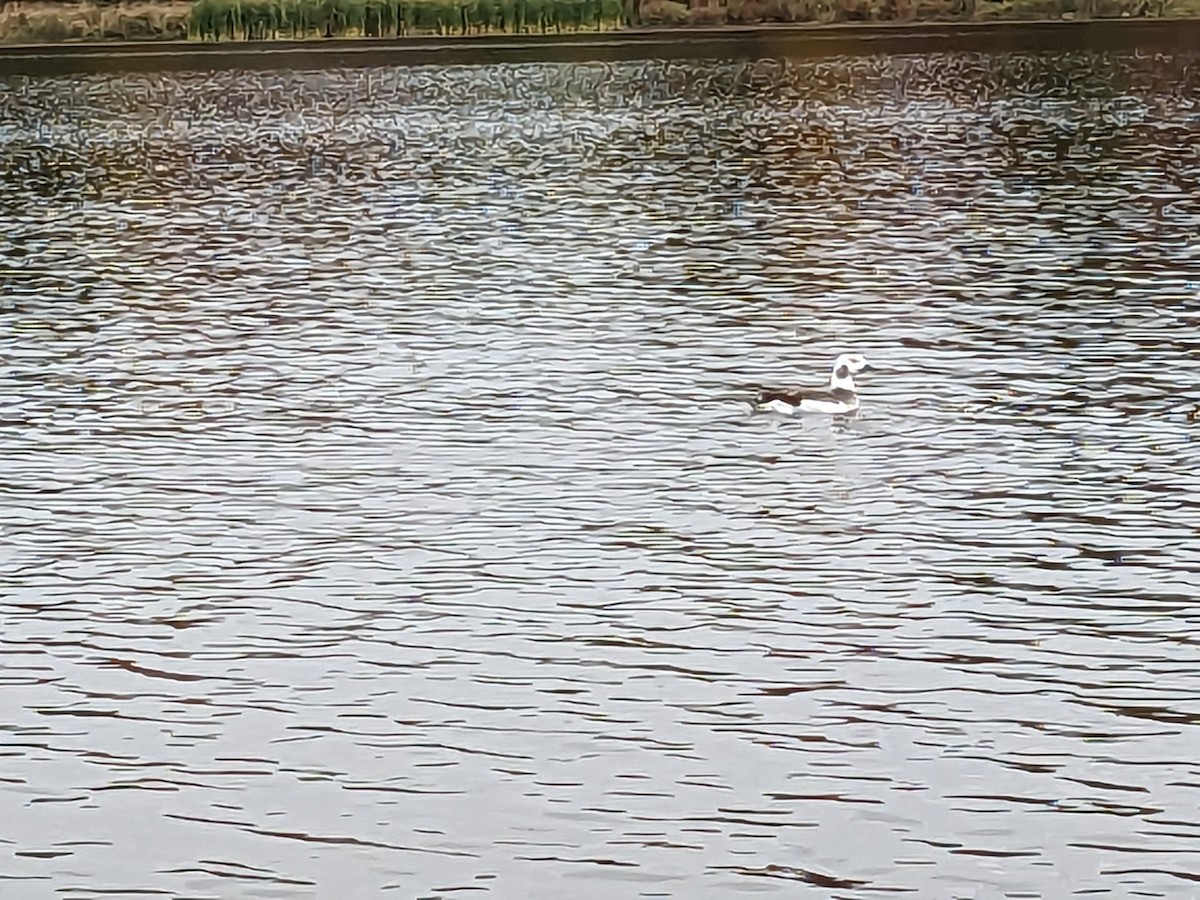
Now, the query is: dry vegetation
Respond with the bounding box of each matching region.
[0,0,1196,42]
[0,0,189,39]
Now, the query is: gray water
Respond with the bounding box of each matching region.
[2,50,1200,899]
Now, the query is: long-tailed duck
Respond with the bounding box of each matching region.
[753,352,873,415]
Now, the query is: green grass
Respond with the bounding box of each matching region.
[187,0,630,36]
[144,0,1184,39]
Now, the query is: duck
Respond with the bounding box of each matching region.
[752,352,873,415]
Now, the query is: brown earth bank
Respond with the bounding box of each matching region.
[1,0,1198,45]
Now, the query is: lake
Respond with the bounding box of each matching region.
[2,48,1200,899]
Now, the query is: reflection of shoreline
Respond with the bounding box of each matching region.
[1,17,1199,74]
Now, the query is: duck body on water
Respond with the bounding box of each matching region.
[753,352,873,415]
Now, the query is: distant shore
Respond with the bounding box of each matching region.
[1,16,1199,75]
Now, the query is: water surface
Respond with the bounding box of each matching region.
[2,50,1200,899]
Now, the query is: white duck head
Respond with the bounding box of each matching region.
[828,353,872,391]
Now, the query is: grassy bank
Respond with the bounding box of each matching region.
[0,0,1197,42]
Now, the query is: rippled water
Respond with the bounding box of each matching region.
[3,49,1200,899]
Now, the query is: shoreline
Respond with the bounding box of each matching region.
[2,17,1200,74]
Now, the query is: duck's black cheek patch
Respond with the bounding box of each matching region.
[835,366,850,380]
